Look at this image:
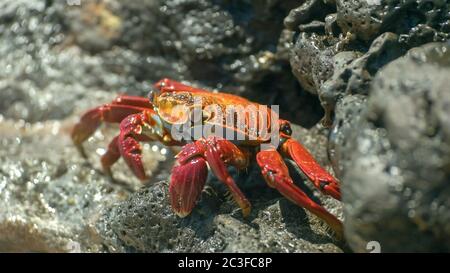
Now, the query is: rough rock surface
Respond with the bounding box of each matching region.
[0,117,165,252]
[285,0,449,125]
[340,42,450,252]
[285,0,450,252]
[0,0,342,252]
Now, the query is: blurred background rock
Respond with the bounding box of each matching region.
[0,0,448,252]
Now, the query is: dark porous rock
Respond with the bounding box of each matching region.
[286,1,450,252]
[95,180,222,253]
[285,0,450,125]
[336,0,450,43]
[7,0,449,254]
[340,42,450,252]
[0,119,134,252]
[328,94,368,178]
[318,32,407,125]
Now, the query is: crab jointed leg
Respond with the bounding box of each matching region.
[71,95,152,157]
[116,112,156,180]
[256,148,343,238]
[281,138,341,200]
[170,136,251,217]
[204,137,251,216]
[169,143,209,217]
[100,135,121,178]
[71,95,163,179]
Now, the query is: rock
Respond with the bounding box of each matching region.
[336,0,449,43]
[66,1,122,53]
[0,119,120,252]
[340,42,450,252]
[101,0,321,125]
[0,1,139,122]
[5,0,447,254]
[286,0,450,252]
[328,94,367,178]
[285,0,450,124]
[0,112,173,252]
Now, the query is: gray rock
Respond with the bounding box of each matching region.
[286,1,450,252]
[0,113,178,252]
[6,0,448,254]
[336,0,449,43]
[340,42,450,252]
[0,119,122,252]
[319,32,407,125]
[328,94,368,178]
[285,0,450,124]
[0,1,145,122]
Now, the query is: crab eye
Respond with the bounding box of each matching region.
[148,86,159,103]
[280,122,292,136]
[148,90,154,102]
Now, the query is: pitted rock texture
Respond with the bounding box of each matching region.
[284,1,450,252]
[340,42,450,252]
[336,0,449,43]
[285,0,449,125]
[97,179,344,253]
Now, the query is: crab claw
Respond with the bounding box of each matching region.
[169,156,208,217]
[72,101,147,158]
[281,138,341,200]
[118,113,148,180]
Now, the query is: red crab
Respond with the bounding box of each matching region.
[72,78,343,237]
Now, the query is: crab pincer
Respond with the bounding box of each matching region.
[169,138,251,217]
[169,142,208,217]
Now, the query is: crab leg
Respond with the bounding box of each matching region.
[109,95,154,109]
[169,142,208,217]
[256,149,343,238]
[280,138,341,200]
[71,96,151,157]
[203,137,251,217]
[100,135,121,177]
[155,78,210,94]
[169,137,251,217]
[117,111,158,180]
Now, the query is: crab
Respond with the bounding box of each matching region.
[72,78,343,237]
